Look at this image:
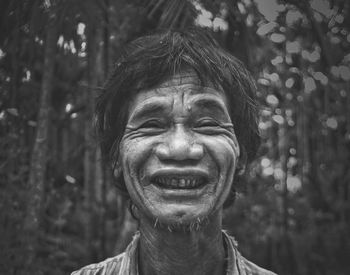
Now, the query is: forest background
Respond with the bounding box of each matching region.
[1,0,349,274]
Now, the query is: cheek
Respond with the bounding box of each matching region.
[120,137,156,180]
[203,135,239,173]
[203,136,239,208]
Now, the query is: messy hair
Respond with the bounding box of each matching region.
[95,28,260,208]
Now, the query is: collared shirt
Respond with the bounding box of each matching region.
[72,231,277,275]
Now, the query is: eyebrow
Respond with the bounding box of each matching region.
[128,99,169,122]
[191,96,230,118]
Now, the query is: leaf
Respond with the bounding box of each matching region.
[256,22,278,36]
[6,108,19,116]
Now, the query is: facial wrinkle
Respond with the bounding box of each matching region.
[181,87,186,111]
[168,87,188,120]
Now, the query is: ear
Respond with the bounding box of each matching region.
[129,202,140,220]
[236,146,247,176]
[113,162,123,179]
[231,132,240,157]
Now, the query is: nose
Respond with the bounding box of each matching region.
[155,124,204,161]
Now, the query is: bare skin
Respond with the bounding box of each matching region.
[118,72,240,275]
[138,212,226,275]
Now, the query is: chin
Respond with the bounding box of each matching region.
[147,202,216,232]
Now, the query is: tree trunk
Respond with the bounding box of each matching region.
[277,114,294,274]
[97,1,111,257]
[21,11,57,275]
[10,1,21,108]
[83,18,103,262]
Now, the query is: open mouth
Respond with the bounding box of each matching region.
[152,176,206,189]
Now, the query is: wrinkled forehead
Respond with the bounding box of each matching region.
[156,71,208,88]
[153,71,221,92]
[128,71,228,111]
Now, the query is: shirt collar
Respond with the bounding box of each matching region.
[120,230,242,275]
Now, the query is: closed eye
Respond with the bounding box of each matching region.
[139,120,165,129]
[193,118,234,135]
[195,119,220,127]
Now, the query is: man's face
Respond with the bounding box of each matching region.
[119,73,240,226]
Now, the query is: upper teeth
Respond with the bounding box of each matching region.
[153,177,203,189]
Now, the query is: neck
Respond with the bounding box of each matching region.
[138,212,226,275]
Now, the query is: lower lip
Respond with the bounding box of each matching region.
[148,182,209,199]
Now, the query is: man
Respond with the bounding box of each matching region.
[72,28,277,275]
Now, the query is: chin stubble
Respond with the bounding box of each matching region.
[153,216,210,232]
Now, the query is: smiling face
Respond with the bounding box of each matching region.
[119,72,240,227]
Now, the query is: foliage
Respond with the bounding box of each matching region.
[0,0,349,274]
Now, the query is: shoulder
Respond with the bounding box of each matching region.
[72,231,140,275]
[223,232,277,275]
[240,256,278,275]
[71,253,125,275]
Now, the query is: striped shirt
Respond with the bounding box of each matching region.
[72,231,277,275]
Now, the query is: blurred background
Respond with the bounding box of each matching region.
[0,0,349,274]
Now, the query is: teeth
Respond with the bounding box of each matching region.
[179,179,186,187]
[153,176,204,189]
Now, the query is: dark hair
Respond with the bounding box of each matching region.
[95,28,260,207]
